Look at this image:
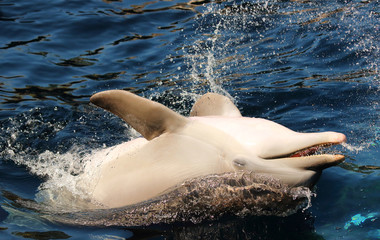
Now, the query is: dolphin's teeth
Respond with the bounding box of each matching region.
[289,143,333,158]
[290,146,319,157]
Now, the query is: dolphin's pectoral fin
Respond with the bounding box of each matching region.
[90,90,188,140]
[190,93,242,117]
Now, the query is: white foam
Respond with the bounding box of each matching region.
[341,142,365,153]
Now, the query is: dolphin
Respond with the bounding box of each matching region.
[89,90,346,208]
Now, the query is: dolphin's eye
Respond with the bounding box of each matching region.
[233,158,246,168]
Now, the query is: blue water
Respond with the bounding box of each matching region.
[0,0,379,239]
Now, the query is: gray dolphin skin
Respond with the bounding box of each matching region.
[90,90,346,209]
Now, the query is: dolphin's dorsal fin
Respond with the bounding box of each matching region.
[90,90,188,140]
[190,93,242,117]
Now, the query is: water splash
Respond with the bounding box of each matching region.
[0,106,130,210]
[341,125,380,154]
[341,142,365,154]
[181,1,266,100]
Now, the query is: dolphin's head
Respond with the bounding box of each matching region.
[237,118,345,188]
[190,94,346,188]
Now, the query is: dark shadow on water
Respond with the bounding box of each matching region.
[0,35,49,50]
[125,212,323,240]
[12,231,71,240]
[340,161,380,174]
[106,0,213,16]
[1,83,89,106]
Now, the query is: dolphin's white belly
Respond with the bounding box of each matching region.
[92,132,230,208]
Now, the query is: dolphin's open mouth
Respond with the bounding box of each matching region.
[289,143,334,158]
[263,132,347,161]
